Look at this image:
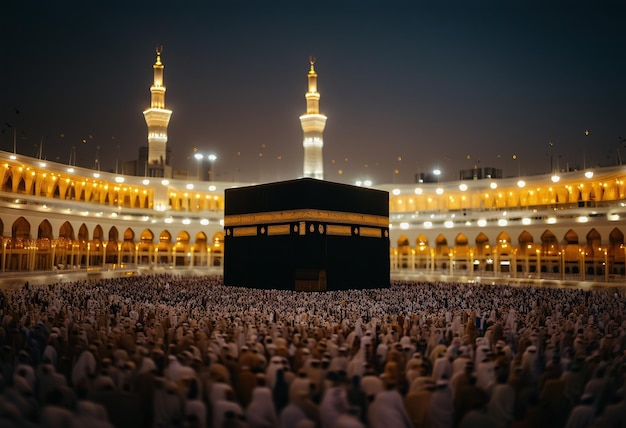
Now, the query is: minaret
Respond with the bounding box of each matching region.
[143,45,172,177]
[300,56,327,179]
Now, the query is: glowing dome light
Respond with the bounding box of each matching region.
[459,183,468,191]
[142,179,150,185]
[498,219,508,227]
[436,188,444,195]
[517,180,526,188]
[577,216,588,223]
[547,217,557,224]
[585,170,594,179]
[414,188,423,195]
[551,174,560,183]
[392,188,401,196]
[444,221,454,228]
[477,219,487,227]
[115,176,125,183]
[186,183,194,190]
[208,185,217,191]
[490,182,497,189]
[161,179,169,186]
[522,218,532,225]
[400,222,409,230]
[182,219,191,225]
[200,219,209,225]
[423,221,433,228]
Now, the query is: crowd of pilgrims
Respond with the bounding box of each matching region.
[0,274,625,428]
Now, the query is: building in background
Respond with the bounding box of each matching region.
[300,57,327,179]
[142,46,173,179]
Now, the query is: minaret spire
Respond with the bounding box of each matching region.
[143,45,172,177]
[300,56,327,179]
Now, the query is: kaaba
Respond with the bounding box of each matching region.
[223,178,390,291]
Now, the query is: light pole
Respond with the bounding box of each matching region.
[194,153,203,180]
[433,169,441,183]
[208,154,217,181]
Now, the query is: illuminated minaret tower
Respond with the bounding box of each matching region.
[143,45,172,177]
[300,56,327,179]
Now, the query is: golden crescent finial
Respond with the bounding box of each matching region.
[156,44,163,55]
[309,55,316,72]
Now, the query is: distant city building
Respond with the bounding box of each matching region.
[143,46,172,179]
[459,167,503,181]
[300,57,327,179]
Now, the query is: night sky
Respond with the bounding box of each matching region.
[1,1,624,185]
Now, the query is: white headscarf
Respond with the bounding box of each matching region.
[368,389,413,428]
[245,386,278,428]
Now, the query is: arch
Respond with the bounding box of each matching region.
[609,228,624,246]
[397,235,410,248]
[518,231,534,254]
[455,233,470,260]
[495,232,512,257]
[3,174,13,192]
[496,232,511,244]
[140,229,154,243]
[93,225,104,242]
[78,224,89,242]
[609,228,625,275]
[435,234,449,256]
[176,231,190,244]
[396,234,411,267]
[157,230,173,262]
[455,233,469,246]
[108,226,119,242]
[540,230,559,256]
[195,232,208,252]
[475,232,490,256]
[37,220,53,240]
[195,231,207,244]
[12,217,31,240]
[159,230,172,243]
[584,228,603,276]
[585,228,602,256]
[208,232,224,266]
[17,177,26,193]
[415,234,429,246]
[123,228,135,242]
[564,229,578,244]
[211,232,224,247]
[562,229,580,269]
[59,221,75,240]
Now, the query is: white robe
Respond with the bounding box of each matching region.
[246,387,278,428]
[367,389,413,428]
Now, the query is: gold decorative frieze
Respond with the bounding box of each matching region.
[268,224,291,236]
[360,227,382,238]
[224,209,388,228]
[233,226,257,237]
[326,225,352,236]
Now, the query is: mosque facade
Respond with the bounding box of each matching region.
[0,50,624,283]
